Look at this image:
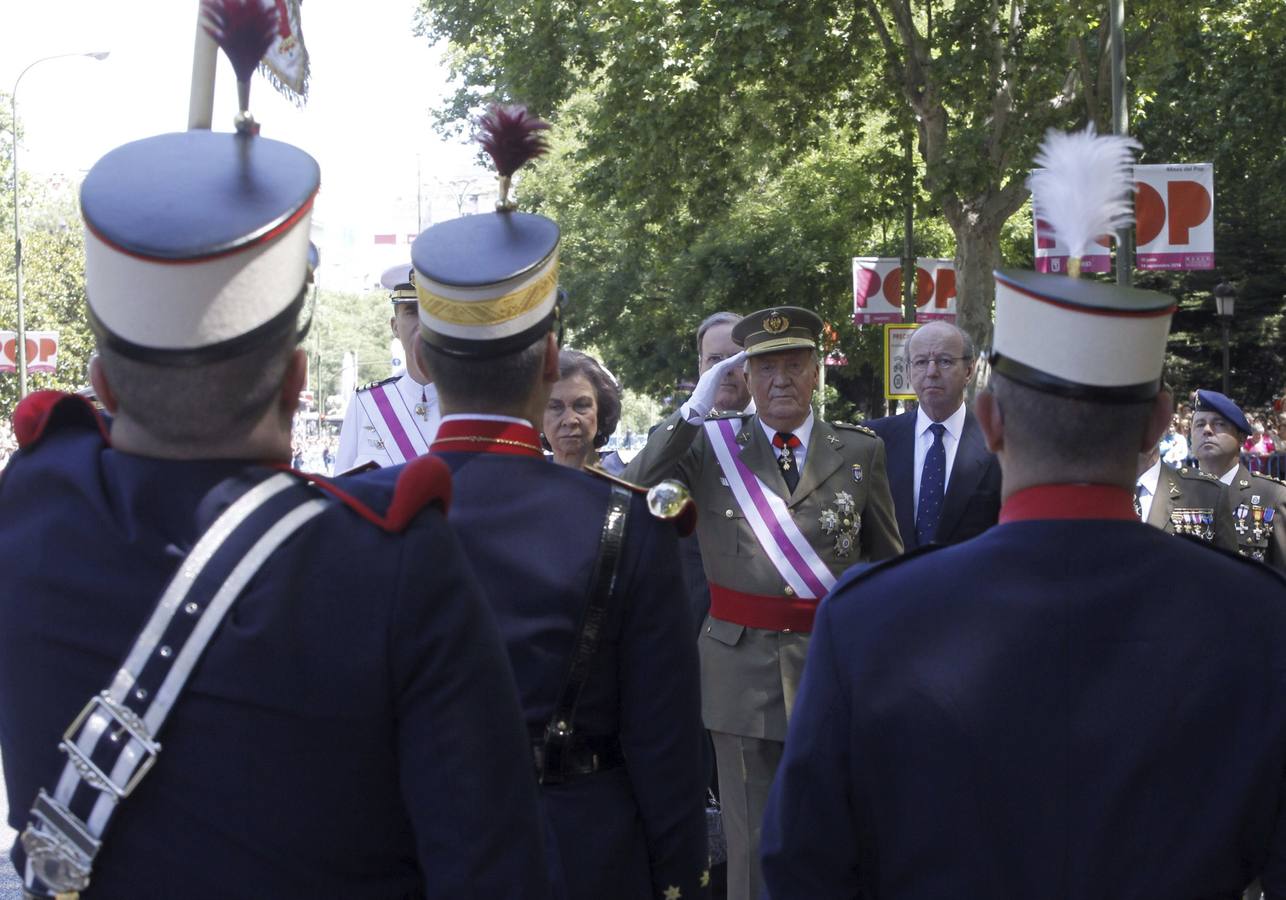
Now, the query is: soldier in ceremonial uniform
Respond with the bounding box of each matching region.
[1190,389,1286,572]
[0,12,550,899]
[384,104,709,900]
[1136,435,1238,550]
[334,262,441,472]
[624,305,902,900]
[761,130,1286,898]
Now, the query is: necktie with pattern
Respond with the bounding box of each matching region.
[915,422,946,545]
[773,431,802,492]
[1135,482,1147,519]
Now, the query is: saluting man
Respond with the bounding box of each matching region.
[625,306,902,900]
[334,263,441,472]
[761,128,1286,899]
[1189,390,1286,573]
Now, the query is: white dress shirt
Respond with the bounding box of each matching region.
[912,403,967,514]
[759,410,815,473]
[1136,458,1162,522]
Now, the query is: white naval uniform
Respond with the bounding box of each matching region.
[334,374,441,472]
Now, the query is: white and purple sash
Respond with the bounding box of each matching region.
[705,418,837,599]
[356,381,431,465]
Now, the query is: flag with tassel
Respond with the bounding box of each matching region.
[260,0,309,105]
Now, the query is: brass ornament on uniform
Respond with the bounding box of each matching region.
[819,491,861,559]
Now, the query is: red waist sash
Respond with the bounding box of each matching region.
[709,583,818,634]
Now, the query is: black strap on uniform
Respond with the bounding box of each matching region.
[537,484,631,785]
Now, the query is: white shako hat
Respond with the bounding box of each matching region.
[990,269,1175,402]
[380,263,418,303]
[80,0,319,367]
[991,125,1175,403]
[412,105,560,359]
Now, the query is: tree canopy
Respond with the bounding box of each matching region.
[417,0,1284,408]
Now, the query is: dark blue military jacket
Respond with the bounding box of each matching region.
[0,395,551,899]
[391,417,709,900]
[763,486,1286,899]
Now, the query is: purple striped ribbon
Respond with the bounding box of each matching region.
[369,386,417,461]
[715,419,831,598]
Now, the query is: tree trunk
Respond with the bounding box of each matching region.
[950,216,1002,354]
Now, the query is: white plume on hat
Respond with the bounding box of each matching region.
[1027,124,1140,272]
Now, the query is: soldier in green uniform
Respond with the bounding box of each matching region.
[624,305,902,900]
[1136,440,1238,551]
[1190,390,1286,573]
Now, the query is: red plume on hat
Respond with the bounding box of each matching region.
[201,0,278,131]
[477,104,551,211]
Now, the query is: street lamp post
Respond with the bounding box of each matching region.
[1213,280,1236,396]
[10,50,109,399]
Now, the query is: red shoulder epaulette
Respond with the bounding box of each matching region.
[13,390,110,449]
[275,454,452,533]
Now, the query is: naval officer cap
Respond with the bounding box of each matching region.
[412,105,559,359]
[990,126,1175,403]
[731,307,824,358]
[80,0,319,367]
[1192,390,1252,436]
[381,263,418,304]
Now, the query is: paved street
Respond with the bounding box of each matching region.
[1,753,21,899]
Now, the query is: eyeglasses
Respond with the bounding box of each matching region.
[909,356,969,373]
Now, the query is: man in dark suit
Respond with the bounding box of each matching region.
[762,265,1286,899]
[866,320,1001,548]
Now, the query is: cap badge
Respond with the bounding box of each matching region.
[763,313,789,335]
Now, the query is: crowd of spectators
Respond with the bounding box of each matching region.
[291,422,339,475]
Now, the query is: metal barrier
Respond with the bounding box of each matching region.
[1181,454,1285,479]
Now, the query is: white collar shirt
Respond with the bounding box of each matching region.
[1136,458,1162,522]
[759,410,815,474]
[912,402,967,513]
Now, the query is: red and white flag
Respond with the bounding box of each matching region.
[260,0,309,104]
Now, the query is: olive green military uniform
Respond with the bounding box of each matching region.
[623,407,902,898]
[1144,463,1239,552]
[1225,464,1286,574]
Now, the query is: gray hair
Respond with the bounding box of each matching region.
[696,311,743,357]
[904,321,976,363]
[97,332,297,444]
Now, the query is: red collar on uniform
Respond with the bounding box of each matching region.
[430,417,544,458]
[999,483,1137,524]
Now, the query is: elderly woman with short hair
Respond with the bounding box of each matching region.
[543,349,626,473]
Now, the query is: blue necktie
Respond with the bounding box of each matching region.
[916,423,946,545]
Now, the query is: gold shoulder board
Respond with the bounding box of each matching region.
[833,422,877,437]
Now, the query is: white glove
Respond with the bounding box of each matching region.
[680,350,748,422]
